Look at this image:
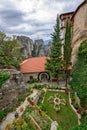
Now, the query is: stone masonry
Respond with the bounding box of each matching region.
[0,69,26,110]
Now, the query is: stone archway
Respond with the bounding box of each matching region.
[38,72,50,82]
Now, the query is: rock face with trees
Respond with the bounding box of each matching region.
[0,32,21,69]
[0,32,26,110]
[16,35,51,58]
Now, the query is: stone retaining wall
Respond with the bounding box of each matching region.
[0,69,26,110]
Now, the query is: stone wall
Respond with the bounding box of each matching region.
[0,69,26,110]
[23,72,39,83]
[71,2,87,64]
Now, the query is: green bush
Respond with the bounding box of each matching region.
[0,110,7,120]
[69,123,87,130]
[40,104,47,112]
[27,97,31,102]
[73,103,79,110]
[33,84,42,90]
[18,96,25,102]
[28,79,35,84]
[70,40,87,108]
[81,113,87,124]
[37,90,45,105]
[27,86,33,94]
[0,71,10,88]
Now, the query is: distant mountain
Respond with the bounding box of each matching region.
[14,35,51,58]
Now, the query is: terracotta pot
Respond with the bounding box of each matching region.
[77,109,81,114]
[71,100,74,105]
[29,100,34,105]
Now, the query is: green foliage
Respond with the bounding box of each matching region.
[18,96,25,102]
[37,90,46,105]
[70,39,87,107]
[31,109,51,130]
[63,20,72,86]
[33,84,42,90]
[78,40,87,61]
[42,91,78,130]
[81,113,87,124]
[40,104,47,112]
[0,110,7,120]
[12,117,28,130]
[73,103,79,110]
[0,106,17,120]
[28,78,35,84]
[0,31,21,69]
[23,106,32,117]
[32,44,42,57]
[57,125,63,130]
[27,97,31,101]
[46,16,62,81]
[27,86,33,94]
[64,20,72,66]
[69,123,87,130]
[0,71,10,88]
[0,31,8,43]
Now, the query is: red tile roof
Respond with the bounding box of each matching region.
[20,56,47,73]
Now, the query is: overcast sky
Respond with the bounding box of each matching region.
[0,0,83,42]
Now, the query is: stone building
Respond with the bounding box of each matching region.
[20,56,50,82]
[60,11,74,58]
[60,0,87,64]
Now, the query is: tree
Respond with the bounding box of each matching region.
[64,20,72,86]
[0,31,21,69]
[0,71,10,88]
[46,15,62,84]
[70,40,87,108]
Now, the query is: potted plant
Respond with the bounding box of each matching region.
[27,97,31,102]
[73,103,79,110]
[77,109,81,114]
[14,111,19,118]
[20,107,24,112]
[27,97,34,105]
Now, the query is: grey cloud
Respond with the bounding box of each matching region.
[0,9,25,26]
[0,0,84,41]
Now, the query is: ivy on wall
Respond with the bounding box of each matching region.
[0,71,10,88]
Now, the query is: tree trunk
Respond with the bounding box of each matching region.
[65,70,68,87]
[57,75,59,85]
[50,75,53,88]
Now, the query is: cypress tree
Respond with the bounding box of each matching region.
[46,15,62,84]
[64,20,72,86]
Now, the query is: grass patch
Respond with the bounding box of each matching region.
[42,91,78,130]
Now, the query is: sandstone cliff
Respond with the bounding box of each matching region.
[17,36,33,58]
[15,35,51,58]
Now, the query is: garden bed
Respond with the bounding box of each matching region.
[39,91,78,130]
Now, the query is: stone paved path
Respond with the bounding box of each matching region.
[0,89,38,130]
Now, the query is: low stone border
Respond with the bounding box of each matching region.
[50,121,58,130]
[29,115,41,130]
[48,89,65,92]
[69,92,81,125]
